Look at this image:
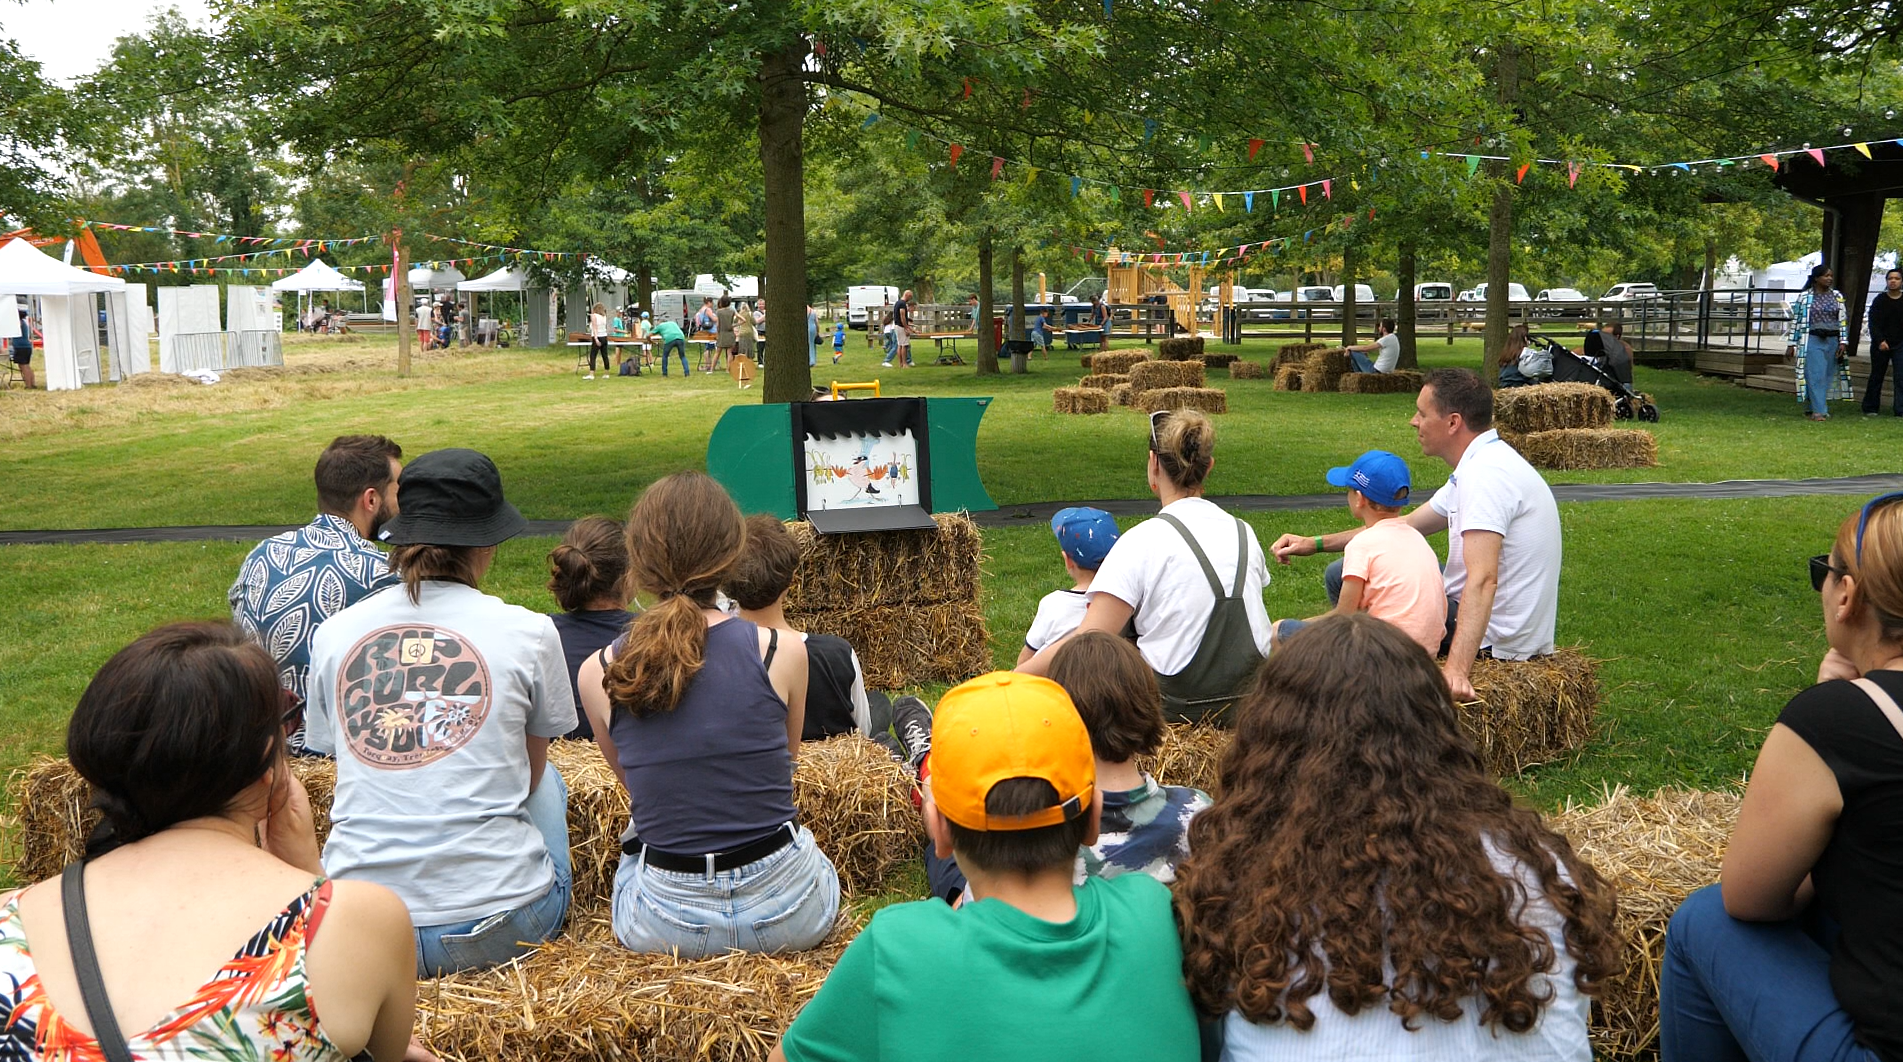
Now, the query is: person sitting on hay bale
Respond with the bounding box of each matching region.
[1337,317,1401,374]
[1015,507,1122,667]
[1661,493,1903,1061]
[1050,631,1210,885]
[1174,614,1619,1059]
[1272,369,1561,701]
[1019,410,1272,726]
[230,434,404,756]
[0,623,425,1062]
[546,516,636,741]
[576,472,840,959]
[305,449,578,977]
[1270,450,1445,657]
[1497,324,1552,387]
[773,671,1201,1062]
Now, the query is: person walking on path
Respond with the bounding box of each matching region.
[586,302,611,379]
[1864,268,1903,417]
[1788,264,1853,421]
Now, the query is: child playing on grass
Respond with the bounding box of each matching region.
[1048,631,1210,884]
[832,320,846,363]
[1272,450,1446,656]
[771,671,1200,1062]
[1015,507,1120,666]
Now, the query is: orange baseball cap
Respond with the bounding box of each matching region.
[929,671,1095,831]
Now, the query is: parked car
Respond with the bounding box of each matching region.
[1601,282,1659,301]
[1472,282,1533,303]
[1415,282,1455,302]
[1537,287,1590,317]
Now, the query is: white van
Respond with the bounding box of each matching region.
[694,274,760,300]
[1473,282,1533,302]
[649,289,702,329]
[1414,282,1454,302]
[1330,283,1377,303]
[847,285,900,329]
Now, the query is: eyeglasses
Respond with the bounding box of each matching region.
[1149,410,1170,453]
[280,688,305,738]
[1810,554,1847,593]
[1855,492,1903,561]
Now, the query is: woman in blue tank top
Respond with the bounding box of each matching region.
[575,472,840,957]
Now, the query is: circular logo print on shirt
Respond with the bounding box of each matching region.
[336,624,491,768]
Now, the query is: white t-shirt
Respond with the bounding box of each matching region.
[1024,588,1090,653]
[1218,844,1590,1062]
[1087,497,1273,675]
[305,580,579,925]
[1373,333,1401,373]
[1428,431,1561,660]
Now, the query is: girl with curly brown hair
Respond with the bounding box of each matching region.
[1174,613,1618,1061]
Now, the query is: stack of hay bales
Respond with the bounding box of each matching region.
[1053,387,1110,414]
[1299,349,1353,393]
[1128,359,1206,391]
[1553,788,1739,1062]
[1090,350,1152,375]
[1274,341,1329,367]
[783,514,990,689]
[1157,336,1205,360]
[1127,358,1228,414]
[1229,360,1264,379]
[1078,373,1129,390]
[1495,383,1656,470]
[1109,383,1136,406]
[1337,369,1424,394]
[1273,364,1305,391]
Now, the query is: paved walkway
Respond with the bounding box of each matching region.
[3,474,1899,545]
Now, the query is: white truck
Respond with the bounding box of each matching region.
[847,285,900,329]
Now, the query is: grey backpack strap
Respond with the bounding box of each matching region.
[1230,518,1250,597]
[1156,513,1227,599]
[1852,677,1903,743]
[61,862,137,1062]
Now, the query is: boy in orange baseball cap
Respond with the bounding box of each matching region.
[773,671,1199,1062]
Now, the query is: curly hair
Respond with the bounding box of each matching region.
[1173,613,1618,1033]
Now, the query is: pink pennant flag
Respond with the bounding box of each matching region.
[1322,179,1332,199]
[1806,148,1826,167]
[1178,191,1193,210]
[1302,142,1315,164]
[991,156,1004,180]
[1567,162,1581,188]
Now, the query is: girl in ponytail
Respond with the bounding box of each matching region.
[577,472,841,958]
[547,515,635,741]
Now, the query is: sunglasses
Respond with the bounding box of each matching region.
[1149,410,1170,453]
[280,687,305,738]
[1855,491,1903,562]
[1810,554,1847,593]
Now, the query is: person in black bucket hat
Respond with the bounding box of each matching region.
[302,447,581,977]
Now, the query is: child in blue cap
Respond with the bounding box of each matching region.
[1018,507,1122,665]
[1271,450,1446,655]
[832,320,846,363]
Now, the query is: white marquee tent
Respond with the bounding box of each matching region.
[409,264,466,291]
[456,266,527,292]
[0,238,128,390]
[270,259,364,293]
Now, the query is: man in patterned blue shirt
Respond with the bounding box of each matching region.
[230,435,404,753]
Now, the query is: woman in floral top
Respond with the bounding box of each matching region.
[0,623,420,1062]
[1786,263,1852,420]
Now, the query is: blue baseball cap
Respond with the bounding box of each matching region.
[1050,507,1120,569]
[1325,450,1412,506]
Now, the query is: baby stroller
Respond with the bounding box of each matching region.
[1525,333,1660,422]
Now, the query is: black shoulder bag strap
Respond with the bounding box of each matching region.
[1155,513,1233,600]
[60,861,137,1062]
[763,626,780,670]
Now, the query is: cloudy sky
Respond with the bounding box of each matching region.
[4,0,214,83]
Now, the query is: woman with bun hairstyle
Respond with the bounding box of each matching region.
[0,623,421,1062]
[547,516,636,741]
[576,472,839,957]
[1661,493,1903,1060]
[1175,613,1618,1061]
[1021,408,1273,724]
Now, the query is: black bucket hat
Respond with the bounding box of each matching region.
[379,448,528,547]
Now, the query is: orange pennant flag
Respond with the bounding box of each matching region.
[949,144,964,167]
[1298,184,1308,205]
[1515,163,1530,184]
[1248,138,1264,160]
[1760,154,1780,171]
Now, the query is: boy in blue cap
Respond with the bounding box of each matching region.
[1017,507,1121,666]
[832,320,846,363]
[1271,450,1446,655]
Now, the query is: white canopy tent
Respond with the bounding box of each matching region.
[0,238,127,390]
[270,259,364,293]
[408,264,466,290]
[456,266,527,292]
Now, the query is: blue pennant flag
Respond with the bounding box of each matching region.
[1071,176,1083,197]
[1244,191,1254,212]
[862,113,881,128]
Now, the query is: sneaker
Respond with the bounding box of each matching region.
[881,360,893,368]
[583,374,594,380]
[890,695,933,770]
[832,353,841,363]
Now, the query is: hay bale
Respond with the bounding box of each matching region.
[1053,386,1110,414]
[417,910,860,1062]
[1299,349,1353,393]
[1127,359,1205,392]
[1198,353,1239,369]
[1336,369,1424,394]
[1228,360,1263,379]
[1515,428,1658,471]
[1078,373,1129,391]
[1461,649,1598,775]
[1273,342,1329,368]
[1553,788,1739,1062]
[789,600,991,690]
[1109,383,1135,406]
[1273,365,1305,391]
[1140,724,1231,796]
[1089,350,1152,375]
[1157,336,1205,361]
[1494,382,1615,434]
[1133,386,1228,414]
[784,513,980,611]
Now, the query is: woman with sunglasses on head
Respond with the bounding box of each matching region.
[1019,409,1272,724]
[0,623,423,1062]
[1660,493,1903,1062]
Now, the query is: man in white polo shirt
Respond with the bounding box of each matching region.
[1271,367,1561,700]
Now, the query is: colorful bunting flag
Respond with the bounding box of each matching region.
[991,156,1005,180]
[1856,142,1873,158]
[1248,138,1264,160]
[1244,191,1254,212]
[1143,188,1154,207]
[1302,142,1315,164]
[1143,119,1156,143]
[1760,154,1779,171]
[1178,191,1193,210]
[1464,154,1482,177]
[948,143,963,167]
[1213,193,1224,212]
[1515,163,1530,184]
[1322,179,1331,199]
[861,113,881,128]
[1807,148,1826,167]
[1568,161,1581,188]
[1298,184,1308,205]
[1071,176,1083,197]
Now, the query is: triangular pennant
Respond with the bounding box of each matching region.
[1568,161,1581,188]
[1143,188,1154,208]
[1178,191,1193,210]
[1515,163,1530,184]
[1271,189,1280,209]
[1213,193,1224,212]
[991,156,1005,180]
[1807,148,1826,167]
[1248,138,1264,160]
[906,130,920,150]
[1673,162,1691,172]
[1143,119,1156,143]
[1109,185,1120,202]
[1298,184,1308,205]
[1196,134,1210,153]
[861,113,881,128]
[1071,176,1083,198]
[948,143,963,167]
[1302,142,1315,164]
[1244,191,1254,212]
[962,77,972,99]
[1856,142,1873,158]
[1464,154,1482,177]
[1024,166,1039,187]
[1368,207,1376,220]
[1322,179,1332,199]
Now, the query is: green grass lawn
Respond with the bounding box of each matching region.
[0,330,1881,886]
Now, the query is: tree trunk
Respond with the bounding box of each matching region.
[1397,242,1418,369]
[1009,245,1028,374]
[395,237,411,377]
[1340,241,1359,346]
[1481,42,1520,385]
[757,39,811,403]
[635,266,652,315]
[976,229,999,375]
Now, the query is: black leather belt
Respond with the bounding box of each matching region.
[622,822,796,873]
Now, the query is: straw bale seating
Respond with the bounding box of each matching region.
[1299,349,1353,393]
[1132,387,1228,415]
[1110,383,1135,406]
[1274,341,1330,368]
[1337,369,1424,394]
[1127,359,1205,392]
[1078,373,1129,390]
[1273,365,1304,391]
[1085,350,1152,375]
[1197,353,1240,369]
[1509,428,1658,470]
[1156,336,1205,361]
[1053,387,1111,414]
[1494,382,1614,434]
[1228,360,1263,379]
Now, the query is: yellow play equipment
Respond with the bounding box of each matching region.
[828,380,882,398]
[1103,250,1234,337]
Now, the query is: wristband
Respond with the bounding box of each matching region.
[1314,536,1326,553]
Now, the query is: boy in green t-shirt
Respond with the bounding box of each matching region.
[773,671,1200,1062]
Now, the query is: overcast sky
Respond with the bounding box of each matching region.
[3,0,214,83]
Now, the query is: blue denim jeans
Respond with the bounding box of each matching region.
[413,761,572,976]
[1803,334,1839,417]
[1348,350,1376,373]
[1660,884,1878,1062]
[612,824,840,958]
[660,338,688,375]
